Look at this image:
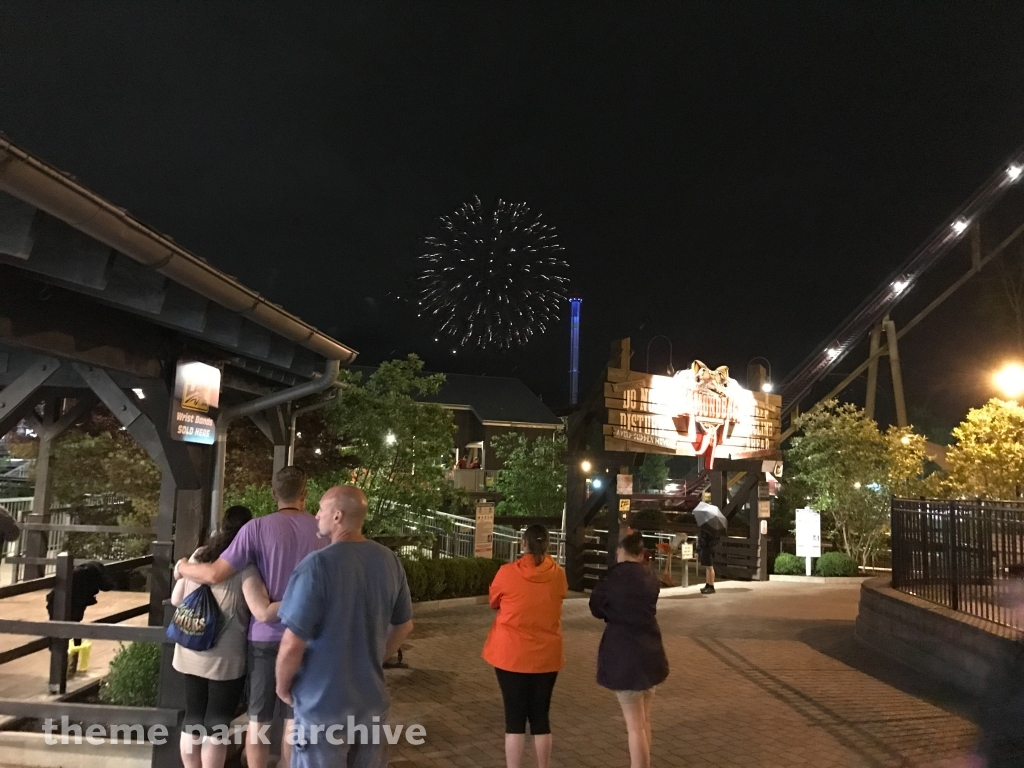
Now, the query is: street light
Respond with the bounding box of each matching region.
[580,460,592,473]
[592,478,603,490]
[385,432,398,446]
[994,363,1024,399]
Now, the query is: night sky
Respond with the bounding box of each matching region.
[3,3,1024,429]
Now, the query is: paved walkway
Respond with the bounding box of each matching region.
[0,590,148,711]
[388,580,978,767]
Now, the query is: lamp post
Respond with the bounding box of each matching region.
[646,336,675,375]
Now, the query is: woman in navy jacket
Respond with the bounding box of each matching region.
[589,531,669,768]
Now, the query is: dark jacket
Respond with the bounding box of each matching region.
[697,529,719,552]
[589,561,669,691]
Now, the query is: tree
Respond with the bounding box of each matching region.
[944,398,1024,499]
[49,412,161,559]
[491,432,567,517]
[786,401,927,566]
[636,454,669,492]
[327,356,456,533]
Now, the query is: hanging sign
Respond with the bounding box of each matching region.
[604,360,782,466]
[474,503,495,559]
[616,474,634,495]
[170,361,221,445]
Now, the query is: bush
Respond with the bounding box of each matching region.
[400,557,503,602]
[815,551,859,577]
[100,642,161,707]
[774,553,807,576]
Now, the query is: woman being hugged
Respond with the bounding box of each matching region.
[171,506,279,768]
[589,531,669,768]
[482,524,568,768]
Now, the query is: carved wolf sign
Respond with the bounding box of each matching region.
[604,360,781,466]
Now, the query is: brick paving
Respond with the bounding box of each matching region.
[386,581,978,767]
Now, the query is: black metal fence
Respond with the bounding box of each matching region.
[891,497,1024,631]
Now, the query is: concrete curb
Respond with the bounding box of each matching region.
[769,575,868,584]
[0,731,152,768]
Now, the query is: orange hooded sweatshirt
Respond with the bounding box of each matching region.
[482,554,569,673]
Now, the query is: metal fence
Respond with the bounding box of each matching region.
[392,504,566,564]
[891,497,1024,631]
[0,495,138,582]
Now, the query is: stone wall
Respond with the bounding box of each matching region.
[855,576,1019,698]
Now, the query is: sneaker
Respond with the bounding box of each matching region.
[700,584,715,594]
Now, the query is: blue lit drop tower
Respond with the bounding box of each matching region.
[569,296,582,405]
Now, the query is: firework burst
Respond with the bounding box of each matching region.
[415,196,569,350]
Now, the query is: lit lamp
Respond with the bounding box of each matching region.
[580,460,592,473]
[994,363,1024,400]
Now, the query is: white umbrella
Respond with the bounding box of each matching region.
[692,501,728,534]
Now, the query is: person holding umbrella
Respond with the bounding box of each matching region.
[692,502,727,595]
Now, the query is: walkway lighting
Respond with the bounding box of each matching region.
[952,219,969,236]
[826,348,840,361]
[592,478,603,490]
[385,432,398,446]
[580,460,592,473]
[1009,165,1023,182]
[892,279,909,295]
[994,363,1024,399]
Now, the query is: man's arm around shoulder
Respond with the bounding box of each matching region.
[176,557,236,585]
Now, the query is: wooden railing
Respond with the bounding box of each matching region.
[0,549,181,768]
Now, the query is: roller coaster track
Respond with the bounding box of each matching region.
[779,143,1024,421]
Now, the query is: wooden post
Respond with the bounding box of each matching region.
[48,551,73,694]
[884,317,908,428]
[606,478,620,570]
[26,399,58,580]
[865,324,882,421]
[149,541,174,627]
[153,602,185,768]
[22,511,47,584]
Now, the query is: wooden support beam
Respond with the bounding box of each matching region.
[0,355,60,429]
[723,473,759,520]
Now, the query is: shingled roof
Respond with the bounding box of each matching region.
[349,367,561,428]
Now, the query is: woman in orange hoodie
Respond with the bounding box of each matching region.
[482,525,569,768]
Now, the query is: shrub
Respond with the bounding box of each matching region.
[815,551,859,577]
[400,557,503,602]
[100,642,161,707]
[774,553,806,576]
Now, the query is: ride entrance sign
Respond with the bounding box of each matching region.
[170,361,221,445]
[603,360,781,467]
[795,508,821,576]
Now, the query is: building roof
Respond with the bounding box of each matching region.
[0,136,356,383]
[350,367,562,428]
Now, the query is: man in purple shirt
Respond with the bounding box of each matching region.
[176,466,325,768]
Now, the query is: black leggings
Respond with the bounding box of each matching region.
[182,673,246,733]
[495,668,558,735]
